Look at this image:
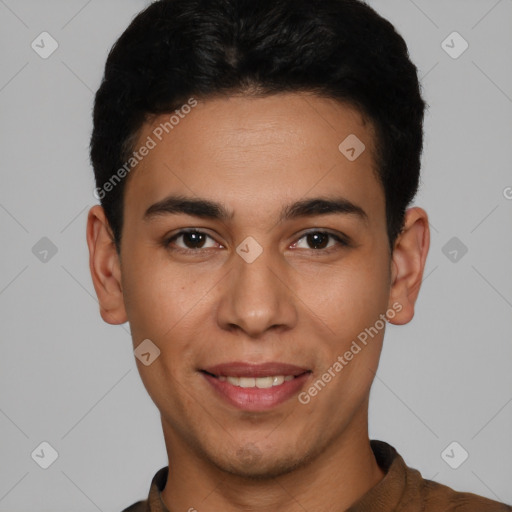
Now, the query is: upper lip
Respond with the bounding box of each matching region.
[201,362,310,378]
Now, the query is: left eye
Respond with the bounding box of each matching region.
[292,231,348,251]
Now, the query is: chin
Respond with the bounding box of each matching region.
[211,444,315,480]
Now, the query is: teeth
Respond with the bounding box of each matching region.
[219,375,295,388]
[239,377,255,388]
[256,377,273,388]
[272,376,285,386]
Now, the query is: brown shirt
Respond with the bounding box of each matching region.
[122,440,512,512]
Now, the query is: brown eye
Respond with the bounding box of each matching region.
[165,230,218,252]
[179,231,207,249]
[306,232,329,249]
[292,231,350,252]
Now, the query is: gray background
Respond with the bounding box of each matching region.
[0,0,511,510]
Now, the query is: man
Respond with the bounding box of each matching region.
[86,0,511,510]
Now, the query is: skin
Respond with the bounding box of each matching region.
[86,92,430,512]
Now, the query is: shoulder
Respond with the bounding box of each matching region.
[369,440,512,512]
[419,477,512,512]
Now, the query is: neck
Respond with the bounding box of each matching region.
[160,411,385,512]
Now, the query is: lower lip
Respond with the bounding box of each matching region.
[202,372,310,411]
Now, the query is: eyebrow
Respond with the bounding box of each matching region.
[143,194,368,225]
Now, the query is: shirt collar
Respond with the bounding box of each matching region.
[145,465,169,512]
[346,440,409,511]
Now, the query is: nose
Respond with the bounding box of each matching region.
[215,242,298,338]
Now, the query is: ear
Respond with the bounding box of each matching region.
[86,205,128,325]
[387,207,430,325]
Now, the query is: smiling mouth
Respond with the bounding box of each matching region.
[199,362,312,410]
[200,370,309,389]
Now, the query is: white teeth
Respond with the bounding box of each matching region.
[272,376,285,386]
[256,377,273,388]
[239,377,255,388]
[219,375,295,388]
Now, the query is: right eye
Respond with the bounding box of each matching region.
[164,229,222,253]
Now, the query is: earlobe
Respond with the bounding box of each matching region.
[86,205,128,325]
[387,207,430,325]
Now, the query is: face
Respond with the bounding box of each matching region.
[91,92,413,478]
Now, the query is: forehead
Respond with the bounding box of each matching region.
[123,92,385,226]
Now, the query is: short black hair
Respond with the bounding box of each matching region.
[90,0,426,254]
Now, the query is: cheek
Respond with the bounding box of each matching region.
[121,250,202,336]
[296,250,390,335]
[347,258,390,320]
[306,257,389,407]
[122,258,219,383]
[124,266,205,407]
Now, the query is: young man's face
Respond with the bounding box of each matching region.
[88,92,427,478]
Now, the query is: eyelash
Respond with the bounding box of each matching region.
[163,229,351,256]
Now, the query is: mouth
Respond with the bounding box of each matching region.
[199,362,312,411]
[205,373,296,388]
